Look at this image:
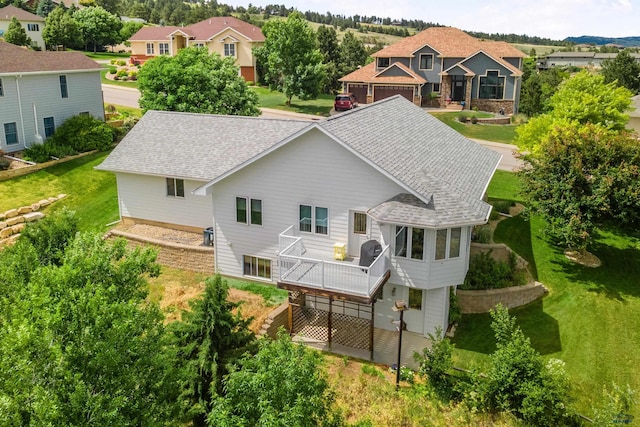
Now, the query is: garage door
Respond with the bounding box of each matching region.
[373,86,414,102]
[348,84,368,105]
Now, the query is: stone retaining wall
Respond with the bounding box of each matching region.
[457,282,548,313]
[0,151,96,181]
[106,229,214,273]
[476,116,511,125]
[259,303,290,338]
[0,195,66,247]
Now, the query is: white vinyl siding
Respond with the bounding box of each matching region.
[0,71,103,153]
[212,127,403,280]
[116,173,213,229]
[423,287,449,336]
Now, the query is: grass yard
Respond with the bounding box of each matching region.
[452,170,640,420]
[430,111,518,144]
[252,86,334,116]
[84,51,131,61]
[101,65,139,89]
[0,151,119,232]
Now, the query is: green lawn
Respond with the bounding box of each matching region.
[430,111,518,144]
[100,65,139,89]
[252,86,334,116]
[0,151,119,232]
[84,51,131,61]
[452,171,640,420]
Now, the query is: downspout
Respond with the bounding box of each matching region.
[15,75,27,149]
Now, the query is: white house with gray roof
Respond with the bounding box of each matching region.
[97,96,501,354]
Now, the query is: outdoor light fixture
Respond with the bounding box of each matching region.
[391,300,409,390]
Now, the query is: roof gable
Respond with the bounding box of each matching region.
[0,5,44,22]
[186,16,264,42]
[441,63,475,76]
[460,50,522,76]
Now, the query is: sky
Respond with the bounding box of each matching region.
[223,0,638,40]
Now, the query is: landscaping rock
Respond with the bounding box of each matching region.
[47,197,57,203]
[38,199,50,207]
[11,223,25,233]
[31,203,41,211]
[0,234,20,247]
[57,194,67,200]
[0,227,13,239]
[23,212,45,222]
[17,206,32,215]
[6,216,24,226]
[0,221,6,230]
[4,209,18,218]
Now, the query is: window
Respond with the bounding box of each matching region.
[377,57,390,68]
[236,197,262,225]
[353,212,367,234]
[166,178,184,197]
[79,112,90,116]
[0,78,3,97]
[419,54,433,70]
[43,117,55,138]
[224,43,236,57]
[4,122,18,145]
[409,288,422,310]
[59,75,68,98]
[243,255,271,279]
[27,23,39,31]
[299,204,328,235]
[194,43,205,48]
[435,227,462,260]
[479,71,505,99]
[146,43,154,55]
[432,82,440,93]
[395,225,425,260]
[159,43,169,55]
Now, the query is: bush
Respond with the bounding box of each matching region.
[0,156,9,171]
[116,69,128,78]
[48,115,113,152]
[462,251,514,290]
[110,59,117,64]
[470,115,478,124]
[511,113,528,125]
[23,143,55,163]
[108,66,117,74]
[448,288,462,325]
[116,60,126,66]
[472,225,491,243]
[22,207,78,266]
[414,327,454,398]
[128,70,137,80]
[491,200,515,215]
[457,114,468,123]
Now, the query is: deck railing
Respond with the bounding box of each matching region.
[278,227,390,298]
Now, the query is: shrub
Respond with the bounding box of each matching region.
[22,207,78,266]
[110,59,117,64]
[23,143,55,163]
[116,60,126,66]
[491,200,515,215]
[116,69,128,78]
[0,153,9,171]
[448,288,462,325]
[414,327,454,398]
[470,115,478,124]
[457,114,468,123]
[511,113,528,125]
[128,70,137,80]
[472,225,491,243]
[462,251,513,290]
[48,114,113,152]
[108,66,117,74]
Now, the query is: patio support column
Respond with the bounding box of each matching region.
[370,300,375,361]
[328,296,333,350]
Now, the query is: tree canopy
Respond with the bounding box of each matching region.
[257,11,326,105]
[4,17,31,47]
[601,50,640,95]
[516,71,633,152]
[43,5,81,50]
[73,6,122,52]
[137,47,260,116]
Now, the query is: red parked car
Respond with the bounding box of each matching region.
[334,93,358,111]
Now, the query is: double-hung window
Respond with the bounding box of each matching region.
[146,43,154,55]
[299,205,328,235]
[159,43,169,55]
[394,225,425,260]
[479,71,505,99]
[243,255,271,279]
[236,197,262,225]
[166,178,184,197]
[43,117,55,138]
[419,54,433,70]
[59,75,68,98]
[409,288,423,310]
[0,78,4,97]
[435,227,462,260]
[224,43,236,57]
[4,122,18,145]
[377,57,390,68]
[27,23,39,31]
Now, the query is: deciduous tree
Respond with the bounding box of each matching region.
[257,11,326,105]
[43,5,82,50]
[4,17,31,46]
[138,47,260,116]
[36,0,55,17]
[601,50,640,95]
[73,6,122,52]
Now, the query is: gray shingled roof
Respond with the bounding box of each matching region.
[97,96,500,227]
[95,112,310,181]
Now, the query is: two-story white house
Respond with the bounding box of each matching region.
[0,5,45,49]
[97,96,501,358]
[0,41,104,154]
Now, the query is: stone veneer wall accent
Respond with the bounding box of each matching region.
[106,229,215,273]
[457,282,548,313]
[470,99,515,115]
[259,302,290,338]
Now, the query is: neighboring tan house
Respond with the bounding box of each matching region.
[0,5,45,49]
[0,41,104,153]
[539,51,640,69]
[128,16,264,82]
[339,27,526,114]
[97,96,501,359]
